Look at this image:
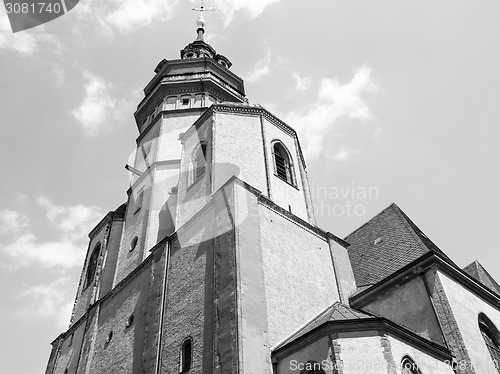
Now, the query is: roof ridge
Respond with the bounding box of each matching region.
[390,204,430,255]
[472,261,500,294]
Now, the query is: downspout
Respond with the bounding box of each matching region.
[155,239,171,374]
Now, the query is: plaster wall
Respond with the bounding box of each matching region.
[115,181,150,285]
[389,335,453,374]
[233,184,273,373]
[156,110,205,162]
[263,117,309,222]
[361,276,444,344]
[436,270,500,374]
[338,333,388,374]
[276,336,333,374]
[212,112,267,195]
[176,119,212,228]
[259,204,340,346]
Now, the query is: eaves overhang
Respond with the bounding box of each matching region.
[181,103,308,170]
[141,57,245,99]
[349,251,500,311]
[271,317,452,363]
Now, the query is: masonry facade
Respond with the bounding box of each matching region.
[45,17,500,374]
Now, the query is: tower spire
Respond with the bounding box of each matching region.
[192,0,218,41]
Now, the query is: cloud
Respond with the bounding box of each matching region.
[292,71,311,91]
[245,48,272,83]
[77,0,179,35]
[286,66,377,161]
[38,197,104,241]
[332,147,359,162]
[0,10,58,56]
[0,209,29,234]
[1,233,86,269]
[71,71,122,135]
[18,277,74,328]
[213,0,280,26]
[0,199,103,269]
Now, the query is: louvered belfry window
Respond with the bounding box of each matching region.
[479,315,500,372]
[273,142,294,185]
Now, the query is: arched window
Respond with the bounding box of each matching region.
[189,141,207,186]
[479,313,500,372]
[179,338,192,372]
[299,361,325,374]
[401,356,421,374]
[84,243,101,290]
[272,142,295,185]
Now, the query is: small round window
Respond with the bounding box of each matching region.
[130,236,139,252]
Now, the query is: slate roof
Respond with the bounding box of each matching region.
[345,203,453,287]
[274,302,374,350]
[463,261,500,296]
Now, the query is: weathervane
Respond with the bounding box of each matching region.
[192,0,218,40]
[192,0,219,17]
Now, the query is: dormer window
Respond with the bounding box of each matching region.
[272,141,295,186]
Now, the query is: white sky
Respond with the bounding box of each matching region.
[1,0,500,373]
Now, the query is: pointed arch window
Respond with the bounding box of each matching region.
[179,338,192,372]
[272,141,295,186]
[84,242,101,290]
[401,356,422,374]
[189,141,207,186]
[479,313,500,372]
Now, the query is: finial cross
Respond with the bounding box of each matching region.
[192,0,218,15]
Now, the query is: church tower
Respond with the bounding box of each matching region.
[45,10,354,374]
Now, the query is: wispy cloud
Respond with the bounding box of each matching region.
[0,198,102,269]
[77,0,179,35]
[292,71,311,91]
[38,197,104,241]
[286,66,377,161]
[332,147,360,162]
[0,11,59,56]
[71,71,123,135]
[18,277,74,328]
[245,47,272,83]
[0,209,29,234]
[213,0,281,26]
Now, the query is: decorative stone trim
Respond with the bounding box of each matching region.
[380,334,397,374]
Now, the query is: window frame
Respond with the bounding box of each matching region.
[401,355,422,374]
[271,140,297,187]
[179,337,193,373]
[188,141,207,188]
[83,242,101,290]
[479,313,500,372]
